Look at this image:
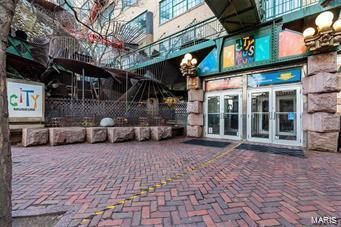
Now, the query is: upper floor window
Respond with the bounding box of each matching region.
[122,0,137,10]
[125,11,148,32]
[160,0,204,24]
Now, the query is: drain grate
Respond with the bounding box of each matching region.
[183,139,230,148]
[236,144,305,158]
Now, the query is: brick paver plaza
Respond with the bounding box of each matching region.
[12,138,341,226]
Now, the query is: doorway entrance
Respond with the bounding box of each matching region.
[205,90,242,140]
[247,85,302,146]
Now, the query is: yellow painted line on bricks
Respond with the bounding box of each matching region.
[80,143,240,225]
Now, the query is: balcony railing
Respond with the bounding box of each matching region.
[114,17,226,70]
[261,0,319,21]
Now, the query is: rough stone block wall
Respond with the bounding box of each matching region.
[304,52,340,152]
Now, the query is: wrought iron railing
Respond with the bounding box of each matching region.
[115,17,226,70]
[261,0,319,21]
[49,36,122,66]
[45,98,187,127]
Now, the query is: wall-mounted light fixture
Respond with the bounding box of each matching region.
[180,53,198,77]
[303,11,341,52]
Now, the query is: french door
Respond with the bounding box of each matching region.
[205,90,242,140]
[247,85,302,146]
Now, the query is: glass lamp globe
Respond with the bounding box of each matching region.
[333,19,341,32]
[303,27,316,38]
[191,58,198,65]
[184,53,192,61]
[315,11,334,31]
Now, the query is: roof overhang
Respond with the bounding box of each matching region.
[205,0,261,33]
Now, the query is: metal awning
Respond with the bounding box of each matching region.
[205,0,261,33]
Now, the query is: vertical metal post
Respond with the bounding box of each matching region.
[126,71,128,114]
[82,68,85,102]
[242,74,248,141]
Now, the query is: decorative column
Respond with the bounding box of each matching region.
[303,52,340,152]
[186,77,204,137]
[180,54,203,137]
[302,11,341,152]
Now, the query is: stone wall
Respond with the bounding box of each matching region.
[303,51,341,152]
[186,77,204,137]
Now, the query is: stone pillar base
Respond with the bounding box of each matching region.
[308,131,339,152]
[187,126,203,138]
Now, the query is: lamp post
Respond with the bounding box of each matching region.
[180,53,198,77]
[180,53,203,138]
[303,11,341,52]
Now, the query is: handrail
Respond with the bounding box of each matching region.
[261,0,319,21]
[117,17,226,70]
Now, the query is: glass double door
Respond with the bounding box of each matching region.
[205,90,242,139]
[247,85,302,146]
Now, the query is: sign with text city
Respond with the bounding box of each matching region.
[7,79,45,122]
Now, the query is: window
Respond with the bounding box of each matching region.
[159,0,204,24]
[125,12,148,33]
[122,0,137,10]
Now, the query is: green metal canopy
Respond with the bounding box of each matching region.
[204,0,261,33]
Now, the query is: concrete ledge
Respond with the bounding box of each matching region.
[49,127,85,146]
[150,126,172,141]
[134,127,150,141]
[22,128,49,147]
[107,127,135,143]
[86,127,107,144]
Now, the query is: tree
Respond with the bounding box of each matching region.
[0,0,18,226]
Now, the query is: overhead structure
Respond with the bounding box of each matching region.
[204,0,261,33]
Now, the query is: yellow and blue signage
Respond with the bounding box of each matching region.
[248,68,301,87]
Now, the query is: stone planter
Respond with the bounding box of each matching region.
[22,128,49,147]
[49,127,86,146]
[107,127,135,143]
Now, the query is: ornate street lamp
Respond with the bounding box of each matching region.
[180,53,198,77]
[303,11,341,52]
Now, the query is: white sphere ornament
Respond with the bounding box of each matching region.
[184,53,192,61]
[333,19,341,32]
[191,58,198,65]
[315,11,334,31]
[303,27,316,38]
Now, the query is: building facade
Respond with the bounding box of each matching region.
[120,0,340,149]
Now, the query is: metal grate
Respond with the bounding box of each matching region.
[236,144,305,158]
[45,98,187,127]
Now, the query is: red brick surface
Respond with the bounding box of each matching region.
[12,138,341,226]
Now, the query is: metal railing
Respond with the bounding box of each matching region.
[45,98,187,127]
[116,17,226,70]
[261,0,319,21]
[49,36,121,66]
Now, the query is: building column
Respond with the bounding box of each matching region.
[186,76,204,137]
[303,51,341,152]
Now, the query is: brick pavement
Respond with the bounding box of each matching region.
[12,138,341,226]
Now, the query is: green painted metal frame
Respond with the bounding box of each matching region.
[199,20,311,77]
[6,36,34,61]
[120,16,225,70]
[128,0,340,72]
[282,1,340,23]
[129,39,216,70]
